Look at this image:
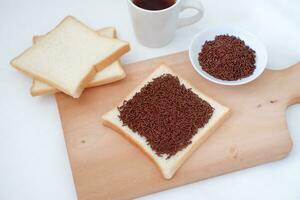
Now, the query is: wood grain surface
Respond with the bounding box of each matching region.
[55,51,298,200]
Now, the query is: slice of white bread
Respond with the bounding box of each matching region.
[11,16,130,98]
[30,27,126,96]
[102,65,230,179]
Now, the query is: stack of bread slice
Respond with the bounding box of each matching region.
[11,16,130,98]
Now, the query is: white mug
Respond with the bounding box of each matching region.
[127,0,204,48]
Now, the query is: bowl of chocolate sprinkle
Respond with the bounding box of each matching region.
[189,25,267,85]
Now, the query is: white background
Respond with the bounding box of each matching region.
[1,0,300,199]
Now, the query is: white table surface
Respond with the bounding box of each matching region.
[1,0,300,199]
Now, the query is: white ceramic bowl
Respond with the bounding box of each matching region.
[189,25,268,85]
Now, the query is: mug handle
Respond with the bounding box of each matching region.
[177,0,204,28]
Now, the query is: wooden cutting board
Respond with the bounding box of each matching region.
[56,51,298,200]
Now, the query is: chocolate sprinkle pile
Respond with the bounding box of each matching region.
[198,35,256,81]
[118,74,214,158]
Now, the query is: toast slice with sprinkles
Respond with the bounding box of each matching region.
[102,65,230,179]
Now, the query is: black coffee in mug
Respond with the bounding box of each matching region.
[132,0,176,11]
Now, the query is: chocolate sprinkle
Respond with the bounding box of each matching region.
[118,74,214,158]
[198,35,256,81]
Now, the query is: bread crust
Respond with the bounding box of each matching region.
[30,63,126,96]
[94,44,130,71]
[30,80,57,96]
[102,108,230,179]
[87,68,126,88]
[98,27,117,38]
[102,118,166,177]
